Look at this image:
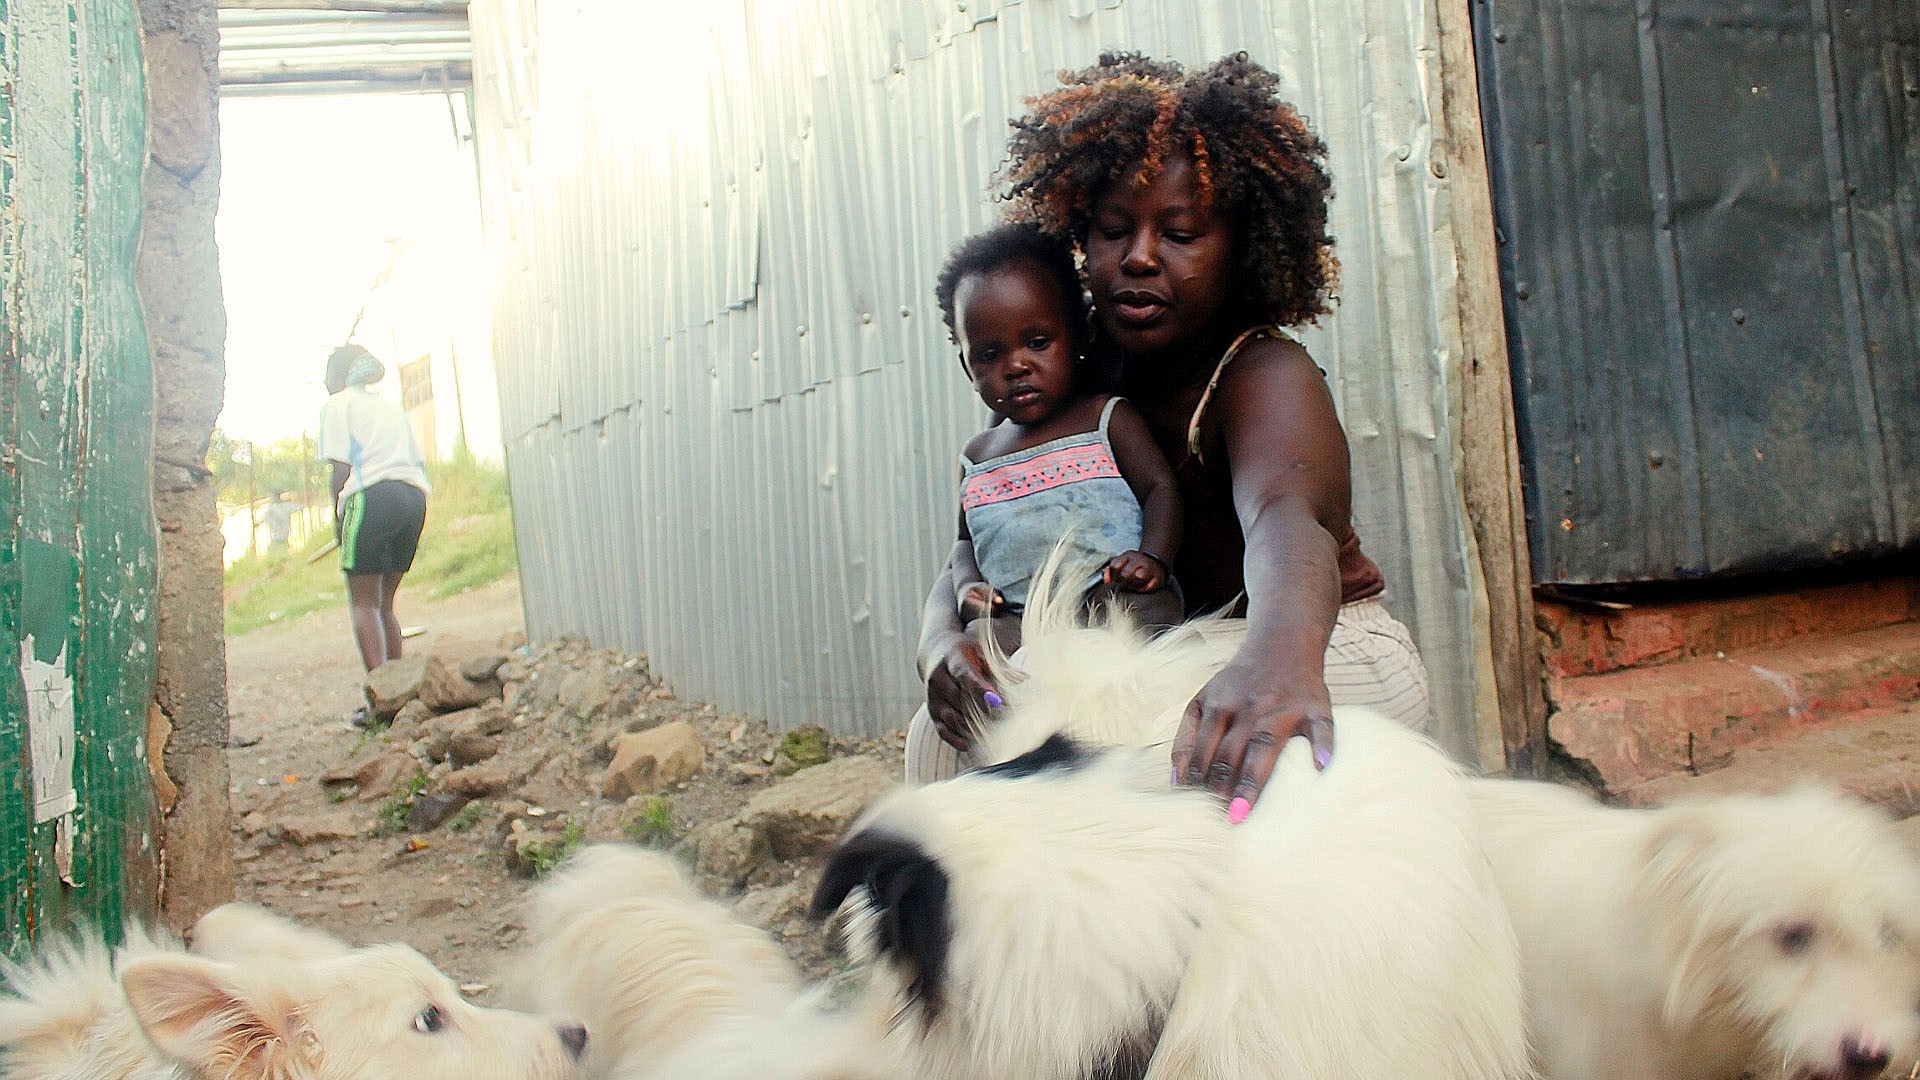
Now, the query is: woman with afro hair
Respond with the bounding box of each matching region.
[908,52,1431,811]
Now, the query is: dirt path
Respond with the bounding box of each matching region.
[225,578,535,992]
[223,575,903,998]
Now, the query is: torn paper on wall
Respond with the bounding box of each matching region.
[20,635,78,823]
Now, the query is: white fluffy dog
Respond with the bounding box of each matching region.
[0,903,587,1080]
[812,574,1533,1080]
[514,844,901,1080]
[1469,777,1920,1080]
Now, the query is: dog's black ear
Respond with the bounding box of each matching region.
[974,732,1088,780]
[810,830,952,1021]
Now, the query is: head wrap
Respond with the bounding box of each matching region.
[347,353,386,387]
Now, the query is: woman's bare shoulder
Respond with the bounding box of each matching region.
[1216,331,1332,406]
[1230,329,1317,372]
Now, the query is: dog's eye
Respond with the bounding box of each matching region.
[1776,921,1816,955]
[412,1004,446,1034]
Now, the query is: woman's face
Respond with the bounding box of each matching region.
[1084,154,1236,364]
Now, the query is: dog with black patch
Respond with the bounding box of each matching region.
[813,559,1533,1080]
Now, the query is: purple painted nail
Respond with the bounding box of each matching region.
[982,690,1003,709]
[1314,746,1332,770]
[1227,797,1252,825]
[1171,767,1181,787]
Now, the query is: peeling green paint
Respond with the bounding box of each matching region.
[1,0,157,959]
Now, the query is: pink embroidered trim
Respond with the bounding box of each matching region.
[962,444,1122,508]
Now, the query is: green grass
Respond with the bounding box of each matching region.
[519,818,586,879]
[620,796,680,848]
[223,455,517,636]
[446,802,488,833]
[371,768,431,837]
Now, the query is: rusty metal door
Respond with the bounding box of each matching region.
[1,0,160,956]
[1477,0,1920,584]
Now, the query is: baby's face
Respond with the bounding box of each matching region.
[955,258,1077,425]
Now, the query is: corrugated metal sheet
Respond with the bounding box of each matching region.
[1478,0,1920,584]
[2,0,161,955]
[218,7,472,96]
[470,0,1496,764]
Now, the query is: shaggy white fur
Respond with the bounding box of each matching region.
[1468,777,1920,1080]
[513,844,901,1080]
[816,563,1533,1080]
[0,904,586,1080]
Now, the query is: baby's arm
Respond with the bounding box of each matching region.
[1104,397,1183,592]
[951,494,1002,620]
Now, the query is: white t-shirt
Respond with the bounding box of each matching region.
[316,386,432,511]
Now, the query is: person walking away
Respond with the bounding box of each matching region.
[317,344,431,682]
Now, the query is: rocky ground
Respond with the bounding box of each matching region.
[225,577,904,998]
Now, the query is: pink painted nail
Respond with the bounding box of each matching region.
[1227,797,1252,825]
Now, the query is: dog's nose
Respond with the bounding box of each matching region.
[1839,1034,1890,1078]
[557,1023,589,1060]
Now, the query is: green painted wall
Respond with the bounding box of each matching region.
[1,0,160,957]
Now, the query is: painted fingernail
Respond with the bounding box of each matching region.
[1227,797,1252,825]
[1171,767,1181,787]
[983,691,1003,709]
[1314,746,1332,770]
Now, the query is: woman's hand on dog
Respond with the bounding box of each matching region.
[1172,659,1335,810]
[924,629,998,752]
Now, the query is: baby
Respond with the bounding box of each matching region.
[936,222,1184,655]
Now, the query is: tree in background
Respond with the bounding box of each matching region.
[207,430,328,510]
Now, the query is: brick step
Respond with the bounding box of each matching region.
[1537,575,1920,680]
[1547,619,1920,797]
[1627,701,1920,819]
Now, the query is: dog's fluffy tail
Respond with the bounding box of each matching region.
[0,924,171,1080]
[521,841,700,945]
[513,844,804,1076]
[980,542,1239,763]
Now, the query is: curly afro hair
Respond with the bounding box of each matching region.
[1003,51,1338,329]
[933,221,1087,346]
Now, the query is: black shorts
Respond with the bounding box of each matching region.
[339,480,427,576]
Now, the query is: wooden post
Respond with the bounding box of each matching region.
[301,430,314,547]
[1429,0,1549,775]
[246,442,258,561]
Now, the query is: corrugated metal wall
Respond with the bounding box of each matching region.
[2,0,161,955]
[1478,0,1920,584]
[470,0,1497,764]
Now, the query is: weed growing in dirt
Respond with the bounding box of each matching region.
[620,796,680,848]
[520,818,586,879]
[349,724,386,756]
[372,768,430,837]
[776,724,831,770]
[446,802,487,833]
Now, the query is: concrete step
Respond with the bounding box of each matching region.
[1537,575,1920,679]
[1547,619,1920,798]
[1628,701,1920,819]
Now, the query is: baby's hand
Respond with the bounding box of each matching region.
[1103,551,1168,592]
[958,583,1005,621]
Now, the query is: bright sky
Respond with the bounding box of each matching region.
[215,93,494,451]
